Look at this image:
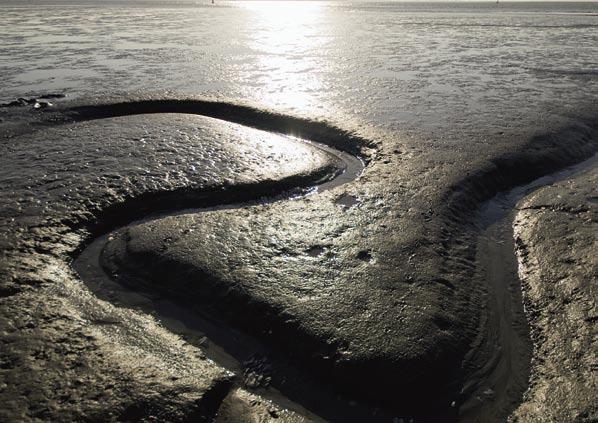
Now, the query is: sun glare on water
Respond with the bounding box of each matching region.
[239,1,323,20]
[238,1,327,113]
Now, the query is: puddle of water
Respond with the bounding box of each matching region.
[305,245,326,257]
[334,193,360,209]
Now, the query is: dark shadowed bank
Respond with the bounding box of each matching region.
[0,95,597,422]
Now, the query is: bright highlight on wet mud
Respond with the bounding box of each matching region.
[1,1,597,422]
[239,1,325,112]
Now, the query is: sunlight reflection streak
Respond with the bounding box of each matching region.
[240,1,326,112]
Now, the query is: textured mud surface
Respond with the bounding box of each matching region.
[2,2,598,421]
[510,167,597,423]
[1,96,597,422]
[0,101,347,422]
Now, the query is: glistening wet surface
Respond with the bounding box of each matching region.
[72,113,597,422]
[2,95,596,421]
[460,153,598,422]
[2,2,598,421]
[69,107,401,422]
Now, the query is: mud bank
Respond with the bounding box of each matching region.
[460,154,597,422]
[1,96,597,422]
[0,99,353,422]
[510,163,597,423]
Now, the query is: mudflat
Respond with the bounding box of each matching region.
[1,1,598,421]
[511,166,597,422]
[1,96,597,422]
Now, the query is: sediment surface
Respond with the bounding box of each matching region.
[1,96,597,422]
[510,167,597,423]
[0,102,345,422]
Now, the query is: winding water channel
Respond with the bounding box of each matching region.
[69,108,596,422]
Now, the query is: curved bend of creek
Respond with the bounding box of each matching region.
[71,105,597,422]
